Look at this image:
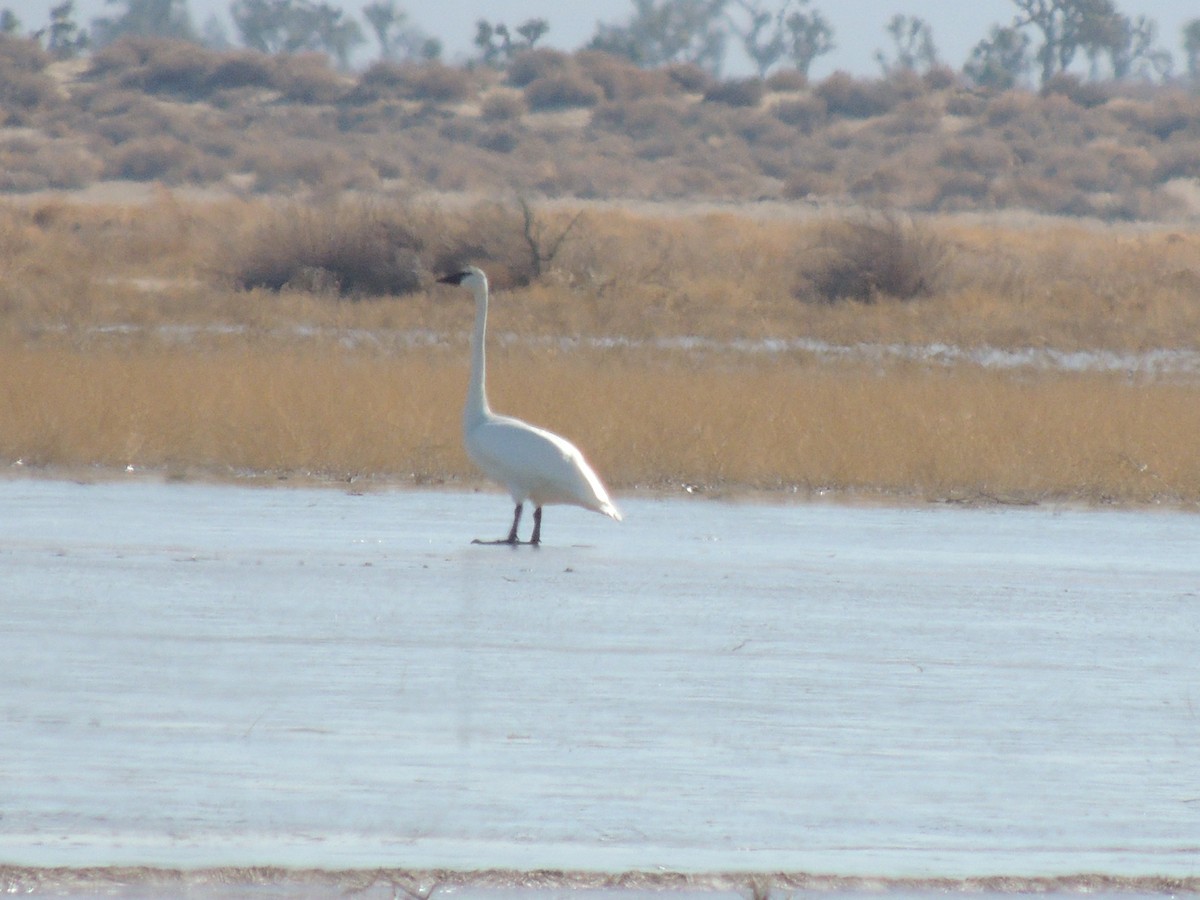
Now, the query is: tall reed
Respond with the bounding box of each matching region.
[3,338,1197,504]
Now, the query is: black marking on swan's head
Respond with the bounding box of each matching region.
[437,266,486,287]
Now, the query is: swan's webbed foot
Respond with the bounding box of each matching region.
[471,503,536,546]
[468,504,525,547]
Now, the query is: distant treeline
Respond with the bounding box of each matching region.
[5,0,1200,87]
[4,26,1200,218]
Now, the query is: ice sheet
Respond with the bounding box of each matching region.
[1,478,1198,879]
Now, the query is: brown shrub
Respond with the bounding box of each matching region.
[230,200,426,297]
[664,62,712,93]
[87,38,255,101]
[1103,143,1157,183]
[506,48,571,88]
[703,77,765,107]
[1041,72,1108,108]
[122,39,220,98]
[931,170,992,210]
[799,213,949,303]
[91,106,172,145]
[236,139,378,192]
[944,90,986,116]
[0,68,58,112]
[983,89,1038,126]
[0,136,101,190]
[477,127,519,154]
[104,135,206,182]
[524,71,603,111]
[887,68,930,102]
[735,112,794,150]
[86,37,153,79]
[1107,91,1200,141]
[0,33,51,71]
[815,72,899,118]
[576,50,675,100]
[992,173,1092,217]
[207,50,276,91]
[877,96,943,135]
[1154,139,1200,180]
[938,137,1014,172]
[0,35,58,112]
[591,96,683,139]
[480,89,526,121]
[431,202,546,288]
[765,68,807,91]
[271,53,346,103]
[781,169,844,199]
[921,65,958,91]
[1043,145,1112,192]
[771,94,826,131]
[356,60,474,104]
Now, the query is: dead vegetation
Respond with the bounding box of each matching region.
[798,212,949,303]
[3,35,1200,218]
[1,193,1199,504]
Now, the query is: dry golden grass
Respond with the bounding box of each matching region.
[0,338,462,479]
[3,336,1198,505]
[4,194,1200,349]
[2,194,1199,504]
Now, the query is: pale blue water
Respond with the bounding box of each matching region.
[1,477,1198,889]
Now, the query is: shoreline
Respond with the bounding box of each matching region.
[2,867,1199,894]
[3,463,1198,513]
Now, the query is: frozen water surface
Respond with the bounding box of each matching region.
[1,478,1198,894]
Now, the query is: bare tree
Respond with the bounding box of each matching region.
[518,197,583,280]
[727,0,832,77]
[1011,0,1119,86]
[91,0,196,45]
[364,0,437,61]
[231,0,363,67]
[964,24,1031,88]
[780,2,833,76]
[1098,14,1171,80]
[589,0,728,74]
[727,0,782,76]
[41,0,90,55]
[473,17,547,65]
[875,13,939,74]
[1186,18,1200,84]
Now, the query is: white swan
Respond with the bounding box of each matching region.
[437,266,622,545]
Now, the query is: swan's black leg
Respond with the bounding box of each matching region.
[530,506,542,546]
[472,503,522,545]
[506,503,523,544]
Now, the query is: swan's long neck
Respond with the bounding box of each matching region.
[465,277,492,428]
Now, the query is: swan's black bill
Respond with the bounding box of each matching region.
[437,272,470,285]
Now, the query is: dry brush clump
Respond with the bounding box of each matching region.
[352,60,476,105]
[796,213,950,304]
[4,194,1200,350]
[0,35,60,120]
[223,197,566,299]
[227,200,426,296]
[3,195,1200,502]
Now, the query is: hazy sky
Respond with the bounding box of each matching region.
[10,0,1198,77]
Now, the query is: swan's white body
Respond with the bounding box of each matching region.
[438,267,621,544]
